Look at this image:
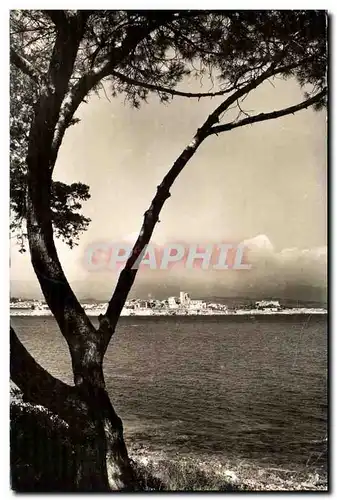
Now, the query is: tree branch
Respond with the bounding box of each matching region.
[10,47,43,85]
[51,25,291,177]
[209,88,327,135]
[42,10,68,28]
[110,69,240,99]
[197,58,306,136]
[100,58,320,348]
[10,326,84,425]
[50,13,177,165]
[50,62,112,163]
[101,135,204,347]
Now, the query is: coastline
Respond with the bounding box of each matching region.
[129,447,327,491]
[10,308,327,317]
[11,393,327,492]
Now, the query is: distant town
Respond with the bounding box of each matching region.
[10,292,327,316]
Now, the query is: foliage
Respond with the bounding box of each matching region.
[10,59,91,251]
[10,10,327,250]
[11,402,76,492]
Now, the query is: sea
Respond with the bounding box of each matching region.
[11,314,328,475]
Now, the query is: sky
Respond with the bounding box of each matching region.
[10,74,327,302]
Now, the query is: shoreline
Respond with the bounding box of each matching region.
[11,396,328,491]
[10,309,327,317]
[130,451,327,491]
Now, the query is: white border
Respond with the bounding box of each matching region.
[3,3,333,499]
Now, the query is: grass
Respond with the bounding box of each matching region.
[129,451,328,492]
[130,456,245,491]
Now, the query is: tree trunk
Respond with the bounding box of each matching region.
[11,14,143,491]
[72,385,136,492]
[11,327,136,491]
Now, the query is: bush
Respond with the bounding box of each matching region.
[11,402,77,492]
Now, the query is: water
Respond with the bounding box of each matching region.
[11,314,327,472]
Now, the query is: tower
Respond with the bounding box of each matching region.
[180,291,190,305]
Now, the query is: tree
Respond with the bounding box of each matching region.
[10,10,327,491]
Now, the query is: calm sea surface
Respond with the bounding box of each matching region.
[11,315,328,472]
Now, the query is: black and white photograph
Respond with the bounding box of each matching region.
[9,9,328,492]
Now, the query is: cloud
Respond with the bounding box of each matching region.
[237,234,327,298]
[241,234,326,268]
[243,234,274,252]
[278,246,327,262]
